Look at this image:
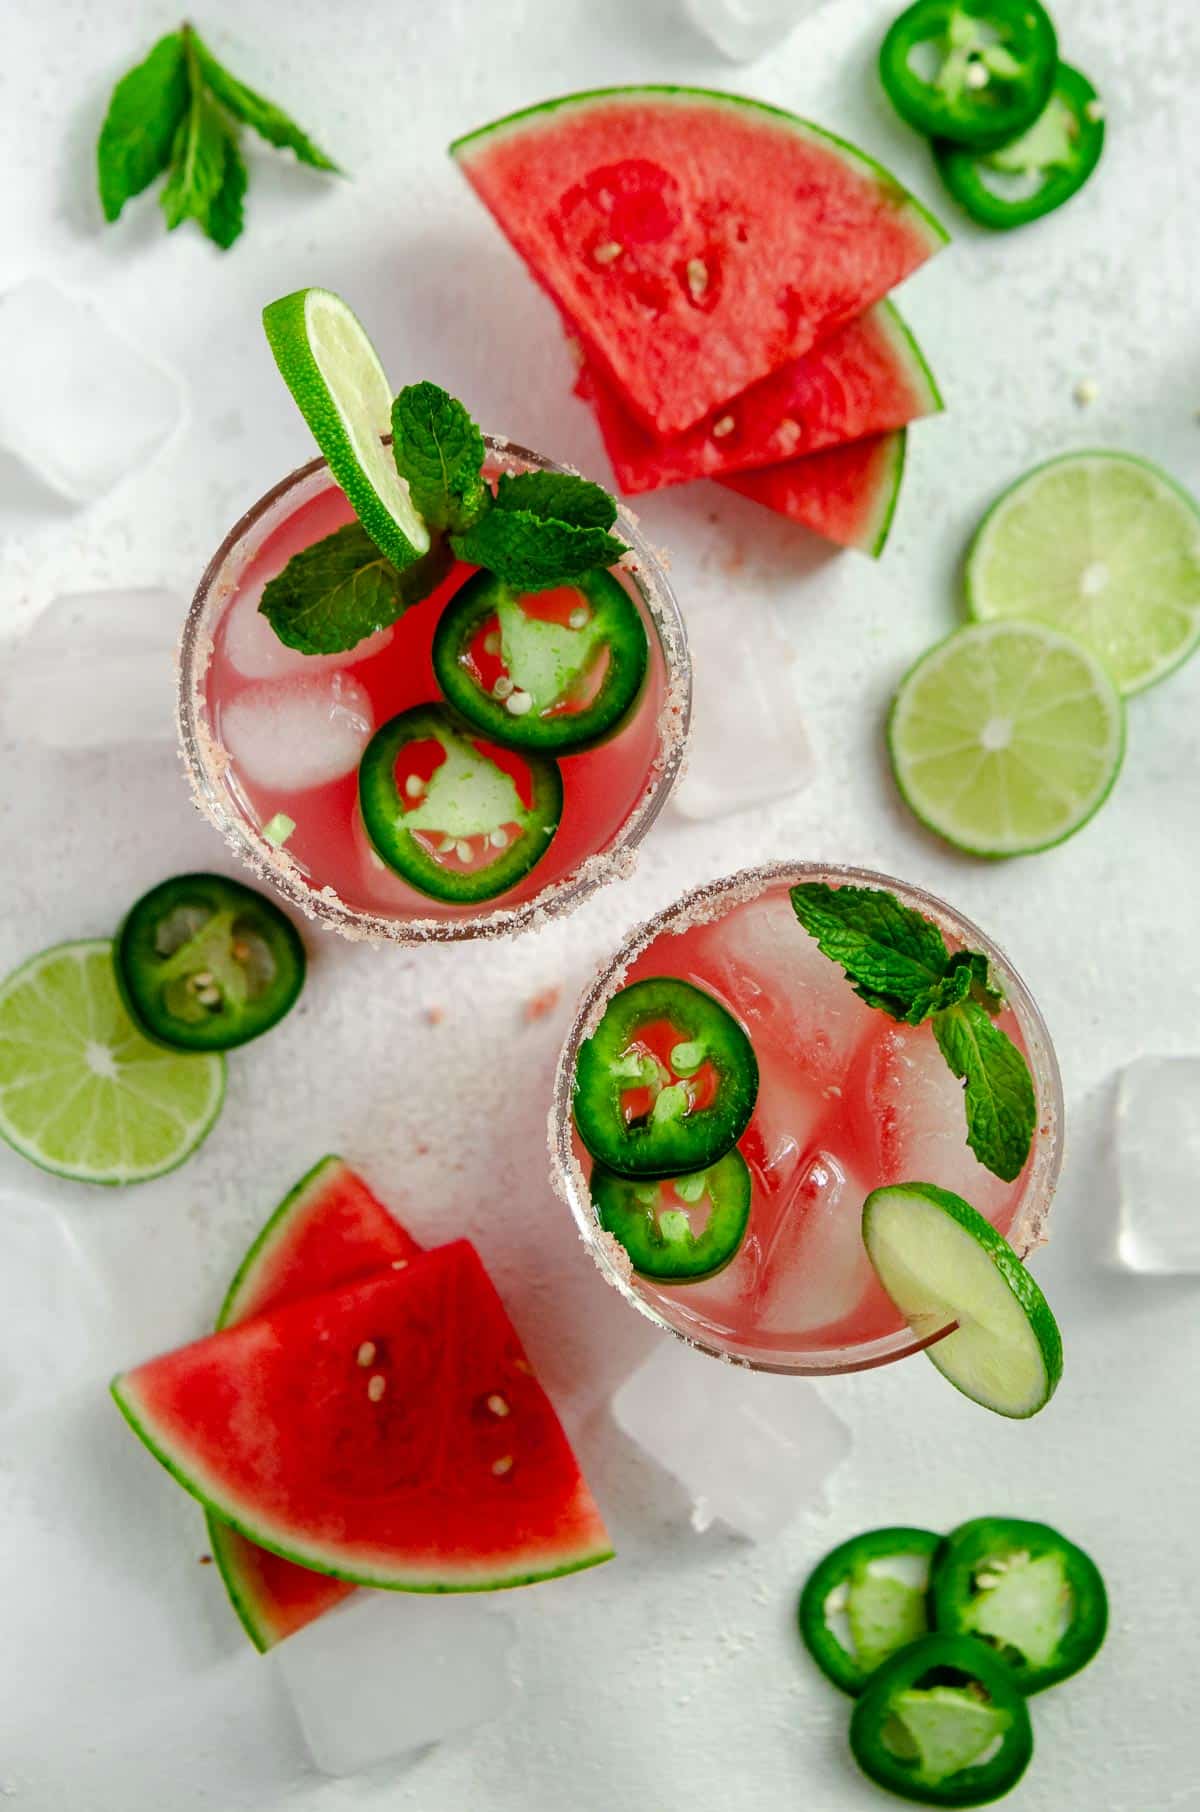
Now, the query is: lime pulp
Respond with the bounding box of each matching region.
[0,940,225,1185]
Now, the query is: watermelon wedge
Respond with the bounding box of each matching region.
[720,431,908,556]
[114,1241,614,1592]
[207,1156,423,1650]
[451,87,947,435]
[578,301,940,494]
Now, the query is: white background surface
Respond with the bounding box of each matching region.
[1,1,1198,1806]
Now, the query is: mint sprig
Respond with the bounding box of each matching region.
[450,509,627,591]
[390,383,488,535]
[259,524,450,655]
[97,23,339,249]
[789,883,1036,1182]
[494,471,618,531]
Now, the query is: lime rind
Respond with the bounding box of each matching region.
[0,940,225,1186]
[965,451,1200,694]
[887,619,1126,857]
[263,288,430,569]
[862,1181,1062,1418]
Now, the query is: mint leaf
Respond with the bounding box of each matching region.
[932,1000,1036,1183]
[259,523,450,654]
[495,470,617,531]
[390,383,488,534]
[789,883,952,1022]
[208,132,248,250]
[160,87,234,241]
[943,950,1007,1016]
[188,29,341,173]
[451,511,626,591]
[97,30,190,222]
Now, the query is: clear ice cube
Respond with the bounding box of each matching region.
[274,1590,517,1776]
[611,1337,851,1540]
[220,672,373,791]
[0,279,182,502]
[0,1186,113,1419]
[682,0,831,62]
[222,575,395,681]
[865,1021,1015,1221]
[672,606,813,819]
[1115,1056,1200,1272]
[0,589,181,749]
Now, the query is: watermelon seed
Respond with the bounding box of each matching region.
[514,1357,532,1375]
[711,415,735,440]
[487,1393,510,1418]
[592,241,624,266]
[367,1373,387,1402]
[685,258,709,301]
[356,1341,377,1367]
[492,1454,514,1476]
[776,418,802,454]
[390,1259,409,1270]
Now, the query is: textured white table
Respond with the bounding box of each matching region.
[1,1,1198,1806]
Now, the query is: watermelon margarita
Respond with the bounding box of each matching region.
[551,863,1062,1373]
[178,440,688,941]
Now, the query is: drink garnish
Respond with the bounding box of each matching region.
[258,289,629,653]
[790,883,1035,1182]
[97,24,340,249]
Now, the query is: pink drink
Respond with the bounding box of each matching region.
[179,449,688,939]
[552,865,1062,1374]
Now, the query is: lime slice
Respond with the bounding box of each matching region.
[262,288,430,569]
[888,620,1124,857]
[966,452,1200,694]
[862,1182,1062,1418]
[0,941,225,1186]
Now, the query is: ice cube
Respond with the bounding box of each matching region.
[1115,1056,1200,1272]
[220,672,373,791]
[221,575,394,681]
[753,1148,876,1335]
[0,1186,114,1419]
[274,1591,517,1776]
[681,0,831,62]
[0,279,182,502]
[672,605,813,819]
[0,589,181,749]
[865,1021,1015,1222]
[692,889,876,1091]
[611,1337,851,1541]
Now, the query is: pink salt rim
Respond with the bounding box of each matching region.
[178,437,691,945]
[547,860,1064,1377]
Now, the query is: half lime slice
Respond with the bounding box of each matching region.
[262,288,431,570]
[888,620,1125,856]
[0,940,225,1185]
[966,452,1200,693]
[862,1182,1062,1418]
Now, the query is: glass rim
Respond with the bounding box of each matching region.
[548,859,1065,1377]
[177,435,691,945]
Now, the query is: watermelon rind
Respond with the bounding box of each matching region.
[450,85,948,255]
[113,1254,615,1595]
[720,429,908,557]
[863,430,908,558]
[874,306,943,422]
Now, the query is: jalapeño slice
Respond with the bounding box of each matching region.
[799,1527,941,1696]
[573,977,758,1179]
[880,0,1057,149]
[590,1148,752,1282]
[931,1517,1108,1693]
[431,567,649,754]
[850,1633,1033,1806]
[358,702,562,904]
[115,874,306,1053]
[935,65,1105,231]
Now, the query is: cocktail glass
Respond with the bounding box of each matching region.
[550,861,1063,1374]
[178,438,690,944]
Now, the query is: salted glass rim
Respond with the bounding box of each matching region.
[177,436,691,945]
[548,860,1065,1376]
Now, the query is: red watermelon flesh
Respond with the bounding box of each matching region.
[114,1241,613,1591]
[207,1156,423,1650]
[720,431,908,556]
[451,87,947,435]
[578,301,940,494]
